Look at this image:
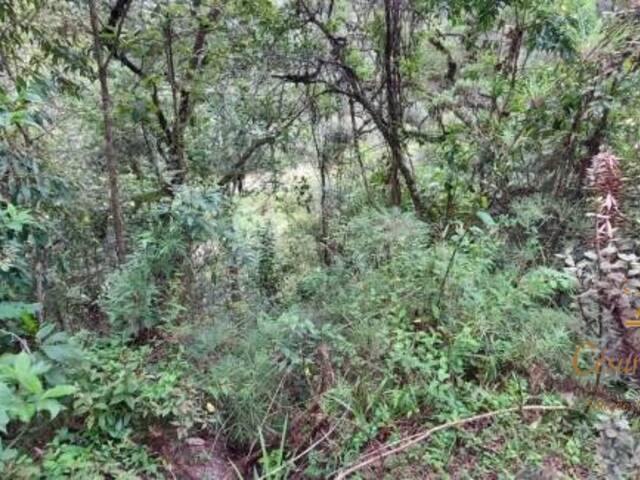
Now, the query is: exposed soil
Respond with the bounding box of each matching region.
[147,426,236,480]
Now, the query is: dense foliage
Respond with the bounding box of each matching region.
[3,0,640,478]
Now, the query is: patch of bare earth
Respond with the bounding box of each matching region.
[147,427,235,480]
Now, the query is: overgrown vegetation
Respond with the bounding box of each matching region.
[3,0,640,478]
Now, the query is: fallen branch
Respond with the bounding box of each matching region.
[334,404,569,479]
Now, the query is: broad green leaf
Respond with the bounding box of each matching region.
[20,312,38,335]
[0,383,13,407]
[42,385,76,399]
[36,399,64,419]
[0,408,8,433]
[14,352,30,373]
[14,352,43,395]
[476,210,496,228]
[0,442,17,461]
[0,302,40,320]
[41,344,80,363]
[35,323,55,343]
[15,402,35,423]
[43,331,70,345]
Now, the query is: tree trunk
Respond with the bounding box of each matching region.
[383,0,426,218]
[307,87,332,266]
[168,139,187,188]
[89,0,126,263]
[319,149,331,266]
[33,246,46,324]
[384,0,403,207]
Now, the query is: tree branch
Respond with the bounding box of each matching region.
[218,107,305,186]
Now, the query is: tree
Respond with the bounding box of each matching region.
[274,0,428,217]
[102,0,221,194]
[88,0,126,263]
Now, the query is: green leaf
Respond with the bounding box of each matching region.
[17,372,42,395]
[42,384,76,399]
[13,351,30,372]
[13,352,43,395]
[0,302,40,320]
[41,344,80,363]
[35,323,55,343]
[43,331,70,345]
[0,441,17,462]
[476,210,496,228]
[20,312,38,335]
[36,399,64,419]
[15,402,35,422]
[0,408,9,433]
[0,383,13,408]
